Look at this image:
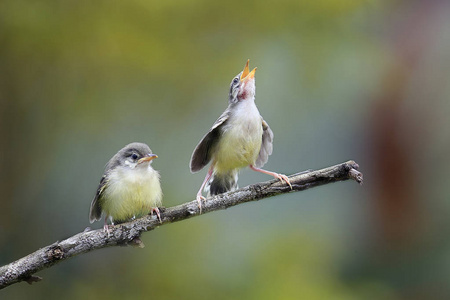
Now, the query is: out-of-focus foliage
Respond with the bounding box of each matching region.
[1,0,449,299]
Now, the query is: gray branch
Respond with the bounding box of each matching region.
[0,160,363,289]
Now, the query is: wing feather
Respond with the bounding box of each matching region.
[255,118,273,168]
[89,174,108,223]
[190,109,230,173]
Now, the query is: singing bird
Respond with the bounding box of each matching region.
[89,142,163,232]
[190,60,291,211]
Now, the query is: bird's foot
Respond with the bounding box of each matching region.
[151,207,162,223]
[103,224,112,237]
[249,165,292,190]
[196,193,206,214]
[250,165,292,190]
[103,216,114,237]
[275,173,292,190]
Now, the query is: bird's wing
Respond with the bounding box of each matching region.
[190,109,230,173]
[255,118,274,168]
[89,174,108,223]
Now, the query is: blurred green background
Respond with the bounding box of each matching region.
[1,0,449,299]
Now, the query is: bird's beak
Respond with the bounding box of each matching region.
[138,154,158,164]
[240,59,257,82]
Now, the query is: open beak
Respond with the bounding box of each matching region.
[240,59,257,82]
[137,153,158,164]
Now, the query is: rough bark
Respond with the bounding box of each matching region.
[0,160,362,289]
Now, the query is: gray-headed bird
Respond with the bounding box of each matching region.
[190,60,291,212]
[89,142,162,232]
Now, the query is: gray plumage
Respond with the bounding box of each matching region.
[89,142,159,224]
[190,108,230,173]
[190,110,273,173]
[190,62,274,197]
[255,119,273,168]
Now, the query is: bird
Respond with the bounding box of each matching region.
[89,142,163,232]
[190,59,291,212]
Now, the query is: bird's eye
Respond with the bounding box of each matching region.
[233,78,239,85]
[131,153,139,160]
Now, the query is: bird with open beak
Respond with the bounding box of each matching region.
[190,60,291,212]
[89,142,163,232]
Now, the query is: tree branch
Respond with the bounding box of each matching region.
[0,160,363,289]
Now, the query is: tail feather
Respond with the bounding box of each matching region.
[205,171,238,196]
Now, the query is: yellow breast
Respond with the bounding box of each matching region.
[214,101,263,173]
[101,166,162,222]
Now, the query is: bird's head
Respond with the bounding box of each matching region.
[108,142,158,170]
[229,59,257,104]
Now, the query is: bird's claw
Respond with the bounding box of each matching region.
[276,174,292,190]
[196,194,206,214]
[151,207,162,223]
[103,224,112,237]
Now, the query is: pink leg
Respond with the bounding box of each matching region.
[151,207,162,223]
[249,165,292,189]
[196,165,214,214]
[103,216,112,236]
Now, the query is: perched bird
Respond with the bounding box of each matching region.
[89,142,162,232]
[190,60,291,212]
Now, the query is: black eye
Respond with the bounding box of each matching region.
[131,153,139,160]
[233,78,239,84]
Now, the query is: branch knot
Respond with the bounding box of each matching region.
[47,245,64,261]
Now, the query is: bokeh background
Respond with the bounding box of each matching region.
[1,0,450,299]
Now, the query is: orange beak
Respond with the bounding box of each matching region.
[240,59,257,82]
[137,153,158,164]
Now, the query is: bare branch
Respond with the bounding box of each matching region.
[0,160,362,289]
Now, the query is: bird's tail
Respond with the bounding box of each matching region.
[205,170,238,196]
